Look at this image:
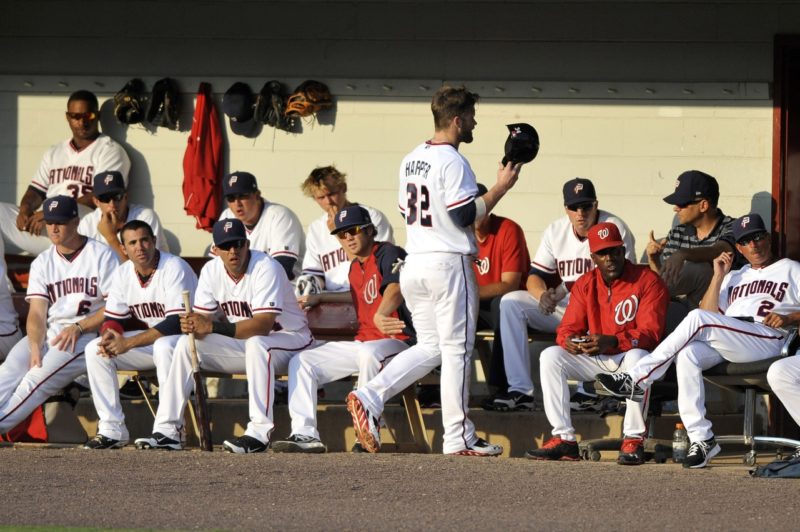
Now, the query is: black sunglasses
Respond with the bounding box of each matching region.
[66,111,98,121]
[225,193,254,203]
[336,225,369,239]
[737,232,768,246]
[567,201,596,212]
[676,199,703,209]
[96,192,125,203]
[217,239,247,251]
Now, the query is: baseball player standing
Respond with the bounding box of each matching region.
[525,223,669,464]
[217,171,305,280]
[0,91,131,255]
[83,220,197,449]
[135,219,313,453]
[598,213,800,468]
[0,196,117,433]
[347,86,523,456]
[492,178,636,411]
[78,171,169,260]
[272,206,413,453]
[298,165,393,304]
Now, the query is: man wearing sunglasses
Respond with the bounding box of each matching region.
[490,178,636,412]
[0,90,130,255]
[598,213,800,468]
[135,219,313,453]
[273,206,412,453]
[526,222,668,464]
[78,171,168,262]
[216,171,304,280]
[646,170,737,331]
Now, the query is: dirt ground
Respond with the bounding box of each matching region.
[0,446,796,531]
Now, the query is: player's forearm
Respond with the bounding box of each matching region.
[699,275,725,312]
[76,193,95,209]
[79,308,107,333]
[479,281,516,300]
[647,255,662,274]
[19,187,44,214]
[375,283,404,316]
[681,241,734,263]
[230,314,277,339]
[124,328,163,351]
[526,274,548,300]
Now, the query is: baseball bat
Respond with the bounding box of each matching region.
[182,290,213,452]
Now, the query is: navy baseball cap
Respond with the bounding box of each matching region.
[43,195,78,223]
[663,170,719,205]
[93,170,125,196]
[223,171,259,196]
[222,82,256,136]
[330,205,373,235]
[502,123,539,166]
[213,218,248,247]
[563,178,597,206]
[732,213,769,243]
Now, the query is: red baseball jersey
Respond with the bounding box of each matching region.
[473,214,530,289]
[348,242,414,342]
[557,261,669,354]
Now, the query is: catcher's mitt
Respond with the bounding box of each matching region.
[113,78,145,125]
[285,80,333,118]
[146,77,180,130]
[294,274,322,297]
[255,80,292,131]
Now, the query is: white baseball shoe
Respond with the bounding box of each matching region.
[134,432,183,451]
[346,391,381,453]
[272,434,327,454]
[449,438,503,457]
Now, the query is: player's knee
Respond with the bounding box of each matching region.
[767,360,790,390]
[539,345,565,369]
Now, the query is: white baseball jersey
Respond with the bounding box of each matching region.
[104,251,198,326]
[0,251,18,336]
[26,238,118,331]
[398,142,479,255]
[719,258,800,326]
[302,204,393,292]
[78,203,170,252]
[531,210,637,290]
[30,135,131,199]
[218,200,305,278]
[195,250,308,332]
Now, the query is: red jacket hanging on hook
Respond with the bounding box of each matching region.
[183,82,223,232]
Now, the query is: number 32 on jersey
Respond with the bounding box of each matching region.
[405,184,431,227]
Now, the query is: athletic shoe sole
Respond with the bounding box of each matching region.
[271,441,326,454]
[524,454,581,461]
[134,438,182,451]
[684,443,721,469]
[83,439,128,450]
[346,392,379,453]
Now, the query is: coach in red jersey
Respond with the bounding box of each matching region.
[273,205,413,453]
[525,222,669,465]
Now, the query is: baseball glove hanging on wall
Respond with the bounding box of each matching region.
[255,80,292,131]
[285,80,333,119]
[113,78,146,125]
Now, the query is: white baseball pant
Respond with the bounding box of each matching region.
[85,333,181,442]
[767,356,800,429]
[541,345,648,439]
[151,330,314,444]
[358,252,478,454]
[498,289,567,396]
[627,309,787,442]
[0,330,94,432]
[287,338,409,439]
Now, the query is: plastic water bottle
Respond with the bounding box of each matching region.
[672,422,689,463]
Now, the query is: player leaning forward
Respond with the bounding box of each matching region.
[83,220,198,449]
[135,219,313,453]
[597,213,800,468]
[272,206,413,453]
[524,223,669,464]
[347,85,523,456]
[0,196,117,433]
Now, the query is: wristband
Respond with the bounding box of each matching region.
[211,321,236,338]
[74,322,84,335]
[100,320,125,335]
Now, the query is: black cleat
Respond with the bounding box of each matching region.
[683,438,721,469]
[525,437,580,461]
[596,373,645,402]
[134,432,182,450]
[272,434,327,453]
[83,434,127,450]
[491,391,535,411]
[223,435,267,454]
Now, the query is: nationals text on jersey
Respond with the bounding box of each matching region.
[556,258,593,280]
[404,160,432,178]
[47,276,98,300]
[726,280,788,305]
[128,301,166,320]
[49,165,94,187]
[220,300,252,318]
[321,247,348,272]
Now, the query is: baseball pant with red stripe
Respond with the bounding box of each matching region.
[151,331,313,444]
[626,309,787,442]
